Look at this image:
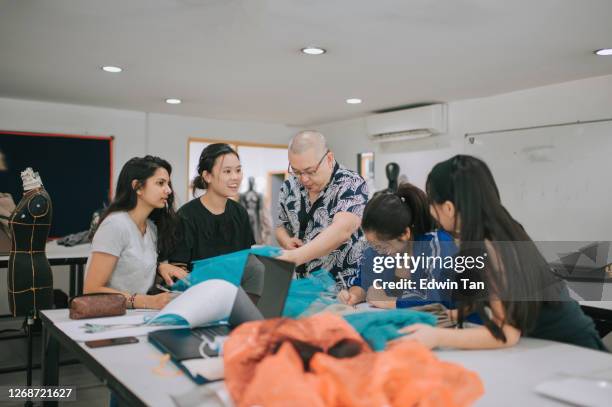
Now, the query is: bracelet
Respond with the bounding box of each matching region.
[128,293,137,309]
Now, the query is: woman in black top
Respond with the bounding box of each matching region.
[394,155,605,351]
[169,144,255,269]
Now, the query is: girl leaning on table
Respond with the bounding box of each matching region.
[394,154,606,351]
[84,156,187,310]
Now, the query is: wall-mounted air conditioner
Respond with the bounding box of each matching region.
[366,104,448,143]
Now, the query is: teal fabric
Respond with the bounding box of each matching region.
[344,309,437,351]
[146,313,189,326]
[282,270,337,318]
[172,246,282,290]
[170,246,336,319]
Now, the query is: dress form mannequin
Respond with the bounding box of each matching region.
[7,168,54,317]
[385,162,400,192]
[240,177,269,244]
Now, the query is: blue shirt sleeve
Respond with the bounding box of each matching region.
[396,230,458,308]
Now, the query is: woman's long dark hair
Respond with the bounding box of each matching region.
[192,143,239,195]
[94,155,179,259]
[362,182,434,239]
[426,155,563,342]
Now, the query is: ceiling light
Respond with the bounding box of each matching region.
[595,48,612,56]
[346,98,362,104]
[165,98,182,105]
[101,66,122,73]
[301,47,326,55]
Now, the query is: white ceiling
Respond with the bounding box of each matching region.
[1,0,611,126]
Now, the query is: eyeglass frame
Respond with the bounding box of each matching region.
[288,149,330,178]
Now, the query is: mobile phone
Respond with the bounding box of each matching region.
[85,336,139,348]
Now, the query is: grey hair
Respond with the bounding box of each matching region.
[288,130,328,155]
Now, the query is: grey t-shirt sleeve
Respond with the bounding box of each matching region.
[91,215,129,257]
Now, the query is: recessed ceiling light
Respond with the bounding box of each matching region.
[346,98,362,104]
[301,47,326,55]
[165,98,182,105]
[101,66,122,73]
[595,48,612,56]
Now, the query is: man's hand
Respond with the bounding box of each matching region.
[283,237,304,250]
[277,249,304,266]
[276,226,304,250]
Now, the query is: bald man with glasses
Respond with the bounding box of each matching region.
[277,131,368,289]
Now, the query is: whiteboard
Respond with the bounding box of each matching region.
[464,120,612,241]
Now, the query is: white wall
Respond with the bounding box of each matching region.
[315,74,612,240]
[0,98,147,186]
[0,97,295,313]
[317,74,612,190]
[0,98,296,204]
[146,112,293,206]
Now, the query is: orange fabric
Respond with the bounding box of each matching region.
[224,313,484,407]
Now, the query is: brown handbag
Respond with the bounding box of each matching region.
[69,293,127,320]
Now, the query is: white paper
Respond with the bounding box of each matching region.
[58,279,238,342]
[151,279,238,327]
[182,357,225,381]
[56,312,180,342]
[356,302,386,312]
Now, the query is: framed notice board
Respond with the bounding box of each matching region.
[0,131,113,237]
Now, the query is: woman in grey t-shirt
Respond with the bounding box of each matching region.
[84,156,186,309]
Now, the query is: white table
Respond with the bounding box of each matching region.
[39,309,612,407]
[0,241,90,297]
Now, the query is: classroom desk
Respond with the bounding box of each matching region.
[39,309,612,407]
[0,241,90,298]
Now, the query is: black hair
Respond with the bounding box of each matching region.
[426,155,563,342]
[362,182,434,239]
[192,143,240,195]
[94,155,179,259]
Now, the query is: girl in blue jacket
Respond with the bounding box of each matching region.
[339,182,456,308]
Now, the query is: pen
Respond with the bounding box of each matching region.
[337,273,357,309]
[155,284,182,294]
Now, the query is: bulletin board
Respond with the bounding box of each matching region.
[0,131,113,237]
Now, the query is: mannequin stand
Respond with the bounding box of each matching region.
[25,311,35,407]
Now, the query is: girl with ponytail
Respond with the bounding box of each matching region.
[338,182,456,308]
[168,143,255,269]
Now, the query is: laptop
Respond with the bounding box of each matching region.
[148,254,294,381]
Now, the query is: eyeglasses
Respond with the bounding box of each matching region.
[288,150,329,178]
